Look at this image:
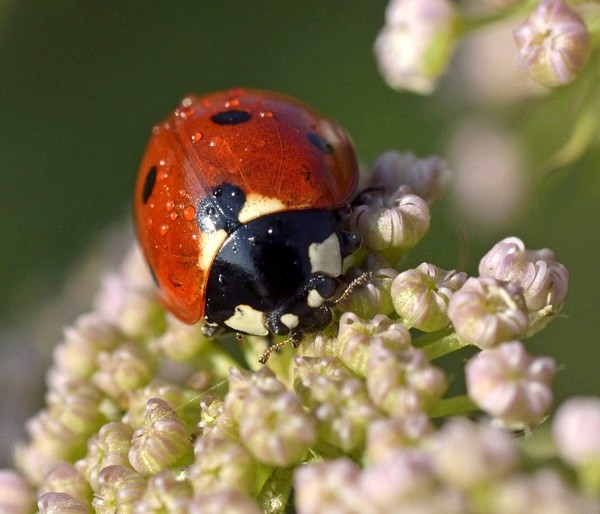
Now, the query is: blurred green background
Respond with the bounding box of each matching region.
[0,1,598,464]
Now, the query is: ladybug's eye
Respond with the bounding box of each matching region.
[142,166,157,204]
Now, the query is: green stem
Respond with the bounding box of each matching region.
[413,330,469,360]
[429,395,478,418]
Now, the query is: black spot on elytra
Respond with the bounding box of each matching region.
[211,110,252,125]
[142,166,157,204]
[197,183,246,234]
[307,132,334,154]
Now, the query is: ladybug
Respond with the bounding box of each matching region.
[134,89,362,361]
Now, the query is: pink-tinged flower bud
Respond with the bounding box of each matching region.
[367,344,448,416]
[336,264,398,320]
[552,397,600,468]
[129,398,192,476]
[38,492,89,514]
[42,463,91,504]
[350,194,430,256]
[466,341,556,427]
[236,387,316,467]
[490,469,600,514]
[224,367,287,421]
[92,465,146,514]
[294,459,365,514]
[123,379,197,429]
[337,313,411,376]
[391,263,467,332]
[186,490,262,514]
[430,418,518,489]
[448,277,528,349]
[479,237,569,335]
[133,470,193,513]
[366,414,433,464]
[293,356,380,453]
[359,450,451,511]
[374,0,458,94]
[92,342,154,407]
[190,435,256,495]
[53,314,123,381]
[76,422,133,491]
[513,0,590,88]
[0,469,34,514]
[153,317,212,361]
[370,151,450,205]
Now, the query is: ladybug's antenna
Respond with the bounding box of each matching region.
[258,332,302,364]
[334,272,372,305]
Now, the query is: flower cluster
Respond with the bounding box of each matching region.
[0,147,598,514]
[374,0,593,93]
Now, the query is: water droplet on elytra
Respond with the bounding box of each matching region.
[165,200,175,212]
[191,132,202,143]
[260,110,273,118]
[178,188,187,197]
[183,206,196,221]
[159,224,169,236]
[169,211,178,221]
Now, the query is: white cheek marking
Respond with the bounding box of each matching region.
[238,193,287,224]
[309,233,342,276]
[198,229,228,270]
[280,313,299,330]
[307,288,327,308]
[224,305,268,336]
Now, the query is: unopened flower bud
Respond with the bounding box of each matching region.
[391,263,467,331]
[374,0,459,94]
[0,470,34,513]
[190,435,256,495]
[430,418,518,489]
[92,342,154,406]
[76,422,133,491]
[129,398,192,476]
[133,470,193,513]
[293,356,380,452]
[42,463,92,504]
[350,194,430,256]
[236,387,316,467]
[38,492,89,514]
[513,0,590,88]
[448,277,528,348]
[367,344,447,416]
[466,341,556,427]
[370,151,450,204]
[552,397,600,468]
[225,367,286,421]
[366,414,433,463]
[337,313,411,376]
[198,397,236,440]
[294,459,364,514]
[336,264,398,319]
[53,314,122,381]
[92,465,146,514]
[479,237,568,335]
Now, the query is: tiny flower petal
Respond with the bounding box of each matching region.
[466,341,556,427]
[513,0,590,87]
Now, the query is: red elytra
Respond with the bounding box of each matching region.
[134,88,358,327]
